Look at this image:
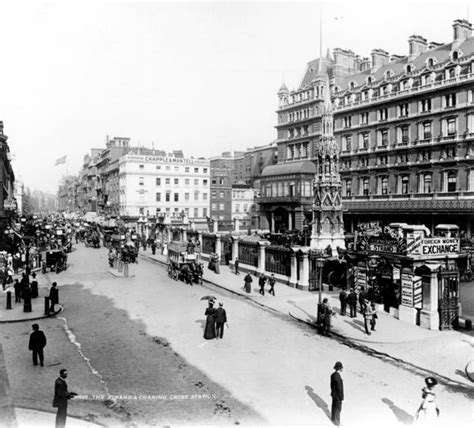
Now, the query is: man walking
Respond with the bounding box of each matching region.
[53,368,77,428]
[215,302,228,339]
[347,288,357,318]
[243,272,252,293]
[14,279,22,303]
[49,282,59,312]
[363,299,375,335]
[321,298,334,336]
[29,324,47,366]
[339,288,348,316]
[358,286,367,314]
[268,274,276,296]
[234,258,240,275]
[258,274,266,296]
[330,361,344,426]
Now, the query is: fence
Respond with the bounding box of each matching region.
[202,234,216,255]
[265,245,292,276]
[238,241,259,267]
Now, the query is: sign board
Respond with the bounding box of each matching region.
[401,273,414,306]
[358,221,383,235]
[413,275,423,309]
[393,266,401,281]
[408,237,460,256]
[3,199,17,210]
[354,267,367,288]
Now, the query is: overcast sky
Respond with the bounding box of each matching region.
[0,0,470,194]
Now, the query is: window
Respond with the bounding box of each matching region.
[236,204,240,212]
[211,203,217,211]
[194,178,199,185]
[211,191,217,198]
[423,174,432,193]
[381,177,388,195]
[194,208,198,217]
[401,175,409,194]
[342,135,352,152]
[445,93,456,108]
[378,129,388,147]
[185,167,190,173]
[399,103,409,117]
[447,118,456,135]
[203,179,208,186]
[203,193,208,200]
[139,164,144,169]
[360,112,369,125]
[362,178,369,196]
[156,178,161,186]
[185,178,190,186]
[139,177,144,186]
[174,193,179,202]
[174,166,179,172]
[219,203,225,210]
[165,192,170,202]
[156,166,161,170]
[174,178,179,185]
[447,172,457,192]
[420,99,431,113]
[423,122,432,140]
[194,191,199,200]
[203,208,207,217]
[185,193,190,201]
[379,108,388,121]
[203,168,208,173]
[139,207,144,215]
[194,167,199,173]
[401,126,409,144]
[343,116,352,128]
[219,191,224,198]
[165,178,170,185]
[359,132,369,149]
[156,193,161,202]
[166,166,170,171]
[345,180,352,196]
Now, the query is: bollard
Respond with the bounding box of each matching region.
[23,297,32,313]
[44,297,50,316]
[123,263,129,278]
[466,319,472,330]
[118,260,123,273]
[31,282,38,298]
[6,291,12,310]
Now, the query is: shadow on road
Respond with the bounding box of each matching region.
[288,300,318,324]
[381,398,413,425]
[343,319,365,334]
[195,319,206,329]
[304,385,331,422]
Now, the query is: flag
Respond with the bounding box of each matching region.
[55,155,67,166]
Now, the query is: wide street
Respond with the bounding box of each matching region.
[1,243,473,427]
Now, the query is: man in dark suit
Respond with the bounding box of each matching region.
[29,324,47,366]
[49,282,59,312]
[347,288,357,318]
[330,361,344,426]
[339,288,348,316]
[215,302,228,339]
[53,368,76,428]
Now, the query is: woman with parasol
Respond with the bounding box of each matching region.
[202,296,217,340]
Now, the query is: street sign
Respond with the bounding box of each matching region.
[413,275,423,309]
[401,273,413,306]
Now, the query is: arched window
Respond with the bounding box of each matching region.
[427,57,435,68]
[381,177,388,195]
[406,64,413,73]
[362,178,369,196]
[452,50,459,61]
[447,171,457,192]
[367,76,373,85]
[401,175,410,194]
[423,174,432,193]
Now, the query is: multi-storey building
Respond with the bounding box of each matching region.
[264,18,474,237]
[119,150,210,220]
[210,167,232,226]
[231,184,256,229]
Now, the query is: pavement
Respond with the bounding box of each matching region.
[140,248,474,388]
[15,407,102,427]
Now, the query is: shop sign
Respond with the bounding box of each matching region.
[408,237,460,256]
[413,275,422,308]
[3,199,17,210]
[392,266,400,281]
[357,234,406,255]
[401,273,413,306]
[358,221,382,235]
[354,267,367,288]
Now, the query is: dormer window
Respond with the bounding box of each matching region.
[406,64,413,74]
[349,81,356,90]
[452,50,460,61]
[426,57,436,68]
[385,70,393,80]
[366,76,373,85]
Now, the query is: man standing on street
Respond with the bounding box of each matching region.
[215,302,228,339]
[234,258,240,275]
[339,288,348,316]
[49,282,59,312]
[258,274,266,296]
[29,324,47,366]
[53,368,77,428]
[330,361,344,426]
[347,288,357,318]
[268,274,276,296]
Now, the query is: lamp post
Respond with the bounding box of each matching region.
[317,257,326,304]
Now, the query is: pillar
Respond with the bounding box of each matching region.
[419,269,440,330]
[234,218,240,233]
[182,228,187,242]
[232,237,239,262]
[215,235,222,260]
[297,251,309,291]
[289,253,298,287]
[213,219,218,233]
[167,227,172,244]
[271,212,275,233]
[288,211,293,231]
[258,241,267,274]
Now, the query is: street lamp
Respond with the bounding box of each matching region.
[317,257,326,304]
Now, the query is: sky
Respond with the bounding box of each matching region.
[0,0,471,194]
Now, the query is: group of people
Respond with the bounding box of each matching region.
[203,300,228,340]
[339,286,378,335]
[242,271,276,296]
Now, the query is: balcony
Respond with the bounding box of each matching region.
[257,195,313,205]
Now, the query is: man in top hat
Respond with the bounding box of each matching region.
[215,302,228,339]
[330,361,344,426]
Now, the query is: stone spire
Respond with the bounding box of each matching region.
[311,75,345,254]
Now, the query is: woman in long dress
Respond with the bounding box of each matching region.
[413,377,440,425]
[203,302,216,339]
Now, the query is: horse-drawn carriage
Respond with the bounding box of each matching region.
[42,249,68,274]
[167,241,203,285]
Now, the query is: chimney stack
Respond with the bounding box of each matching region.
[371,49,390,71]
[428,41,442,50]
[390,54,404,62]
[408,35,428,60]
[360,57,371,71]
[452,19,472,48]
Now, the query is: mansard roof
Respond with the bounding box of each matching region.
[261,160,316,177]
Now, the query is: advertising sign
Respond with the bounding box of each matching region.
[408,237,460,256]
[401,273,413,306]
[354,267,367,288]
[393,266,401,281]
[358,221,383,235]
[413,275,423,309]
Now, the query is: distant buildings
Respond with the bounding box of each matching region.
[0,121,16,247]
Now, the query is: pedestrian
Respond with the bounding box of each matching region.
[358,286,367,313]
[347,288,357,318]
[151,240,157,255]
[244,272,252,293]
[339,288,348,316]
[413,377,440,425]
[268,274,276,296]
[30,272,39,298]
[330,361,344,426]
[321,298,334,336]
[14,279,22,303]
[234,258,240,275]
[370,301,377,332]
[29,323,47,366]
[203,301,216,340]
[49,282,59,312]
[215,302,228,339]
[53,368,77,428]
[258,274,266,296]
[363,299,374,335]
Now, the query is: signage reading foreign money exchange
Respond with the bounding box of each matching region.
[408,237,460,256]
